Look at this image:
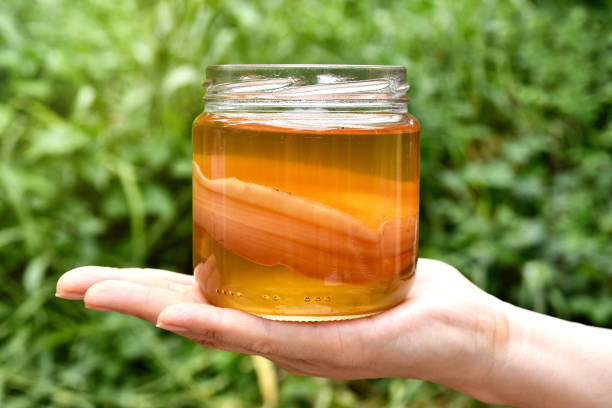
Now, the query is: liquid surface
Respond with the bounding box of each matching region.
[193,113,420,318]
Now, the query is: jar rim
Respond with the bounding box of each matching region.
[206,64,406,80]
[203,64,410,113]
[207,64,405,70]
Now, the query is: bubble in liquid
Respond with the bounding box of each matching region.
[263,294,270,300]
[273,295,280,301]
[304,296,311,302]
[315,296,321,302]
[215,288,221,294]
[325,296,331,302]
[228,291,234,296]
[221,289,227,295]
[236,292,243,297]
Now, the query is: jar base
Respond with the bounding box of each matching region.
[252,312,380,322]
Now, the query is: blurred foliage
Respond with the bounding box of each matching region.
[1,0,611,407]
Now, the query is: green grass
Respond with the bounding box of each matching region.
[1,0,611,406]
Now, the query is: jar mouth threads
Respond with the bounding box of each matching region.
[203,64,410,113]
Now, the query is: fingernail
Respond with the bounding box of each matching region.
[85,304,115,312]
[156,322,190,333]
[55,291,84,300]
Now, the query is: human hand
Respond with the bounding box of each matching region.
[56,259,510,402]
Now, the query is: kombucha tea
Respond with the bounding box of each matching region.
[193,112,419,320]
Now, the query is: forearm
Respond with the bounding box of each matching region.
[480,303,612,407]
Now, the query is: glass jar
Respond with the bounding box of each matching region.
[192,65,419,321]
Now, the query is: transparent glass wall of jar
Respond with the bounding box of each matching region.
[192,65,419,321]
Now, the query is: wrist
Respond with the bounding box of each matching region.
[466,301,533,406]
[474,302,611,408]
[417,292,514,404]
[423,297,538,406]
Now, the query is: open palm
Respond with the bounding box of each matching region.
[56,259,507,389]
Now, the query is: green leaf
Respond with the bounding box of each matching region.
[22,254,49,294]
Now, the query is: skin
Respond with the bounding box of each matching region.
[56,259,612,407]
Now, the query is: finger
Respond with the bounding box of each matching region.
[56,266,195,300]
[156,303,367,362]
[83,280,205,323]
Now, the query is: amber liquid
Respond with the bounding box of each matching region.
[193,113,420,319]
